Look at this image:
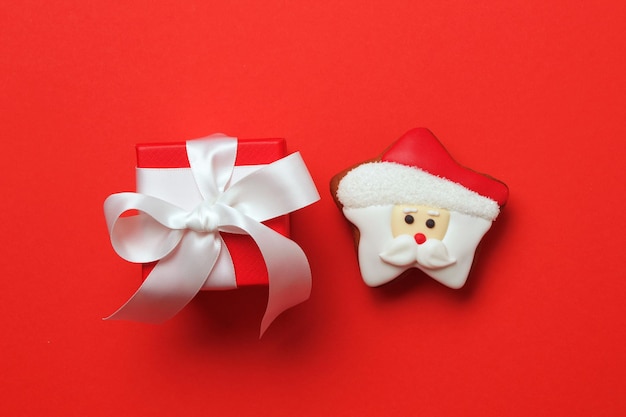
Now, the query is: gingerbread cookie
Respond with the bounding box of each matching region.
[330,128,508,288]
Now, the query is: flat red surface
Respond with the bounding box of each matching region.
[1,1,625,415]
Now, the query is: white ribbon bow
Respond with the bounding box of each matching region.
[104,135,320,335]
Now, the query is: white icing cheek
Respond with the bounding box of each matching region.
[427,211,493,288]
[343,206,406,287]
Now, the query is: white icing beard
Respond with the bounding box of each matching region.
[343,205,493,288]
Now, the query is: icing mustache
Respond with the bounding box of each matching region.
[379,234,456,270]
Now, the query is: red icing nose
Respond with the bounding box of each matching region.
[414,233,426,245]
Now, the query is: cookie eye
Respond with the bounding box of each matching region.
[404,215,414,224]
[426,219,435,228]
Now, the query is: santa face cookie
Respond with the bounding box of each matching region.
[331,128,508,289]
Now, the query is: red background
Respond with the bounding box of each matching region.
[1,1,625,415]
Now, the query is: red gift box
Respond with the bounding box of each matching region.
[136,138,290,287]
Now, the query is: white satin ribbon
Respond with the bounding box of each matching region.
[104,135,320,335]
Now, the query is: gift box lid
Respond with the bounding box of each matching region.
[137,138,290,287]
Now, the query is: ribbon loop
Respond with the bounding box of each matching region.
[104,135,320,335]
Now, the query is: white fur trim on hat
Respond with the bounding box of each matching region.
[336,162,500,221]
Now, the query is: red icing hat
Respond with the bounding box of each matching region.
[381,128,508,207]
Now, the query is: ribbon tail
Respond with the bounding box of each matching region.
[105,232,221,323]
[214,204,312,336]
[259,236,312,337]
